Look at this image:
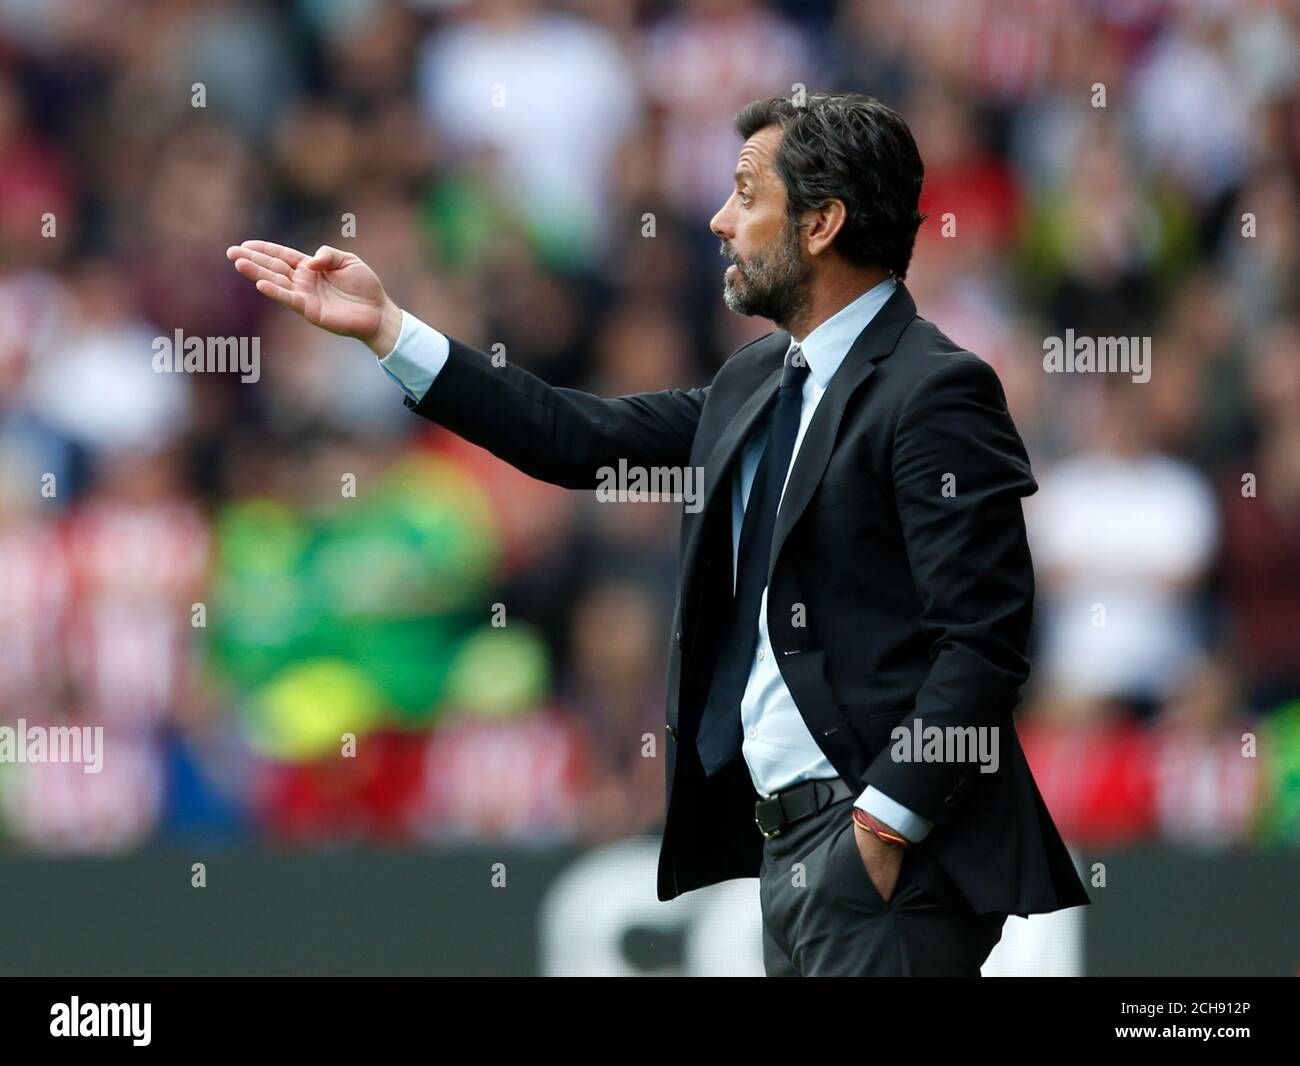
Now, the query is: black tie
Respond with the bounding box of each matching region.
[696,343,809,777]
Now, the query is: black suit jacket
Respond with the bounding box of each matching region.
[406,282,1090,917]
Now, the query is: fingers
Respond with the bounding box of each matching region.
[229,248,292,283]
[226,240,310,316]
[254,277,306,314]
[234,240,307,267]
[306,245,348,271]
[225,240,346,277]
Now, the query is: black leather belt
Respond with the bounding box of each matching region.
[754,777,854,839]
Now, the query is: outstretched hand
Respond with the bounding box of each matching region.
[225,241,402,356]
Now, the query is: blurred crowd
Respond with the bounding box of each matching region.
[1,0,1299,854]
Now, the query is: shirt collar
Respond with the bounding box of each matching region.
[788,276,898,390]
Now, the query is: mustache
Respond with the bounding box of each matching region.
[719,242,740,265]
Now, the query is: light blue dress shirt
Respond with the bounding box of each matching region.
[379,276,931,841]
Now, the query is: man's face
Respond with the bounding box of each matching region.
[710,125,811,328]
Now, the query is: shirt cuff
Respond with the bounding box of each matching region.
[378,309,450,403]
[854,785,933,843]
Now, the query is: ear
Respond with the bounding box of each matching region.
[803,199,847,258]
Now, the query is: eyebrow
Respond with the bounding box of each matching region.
[735,168,759,188]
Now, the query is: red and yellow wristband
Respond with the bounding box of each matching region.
[852,806,909,848]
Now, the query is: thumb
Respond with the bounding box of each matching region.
[307,245,348,271]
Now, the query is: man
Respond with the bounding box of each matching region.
[228,92,1089,976]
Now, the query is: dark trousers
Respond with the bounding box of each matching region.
[758,794,1007,976]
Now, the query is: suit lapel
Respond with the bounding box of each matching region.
[699,356,784,516]
[678,333,786,583]
[766,282,918,583]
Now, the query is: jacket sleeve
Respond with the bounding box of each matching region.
[405,334,708,489]
[862,355,1038,826]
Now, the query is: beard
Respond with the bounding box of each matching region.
[721,218,811,328]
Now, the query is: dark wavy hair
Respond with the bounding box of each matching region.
[735,93,926,279]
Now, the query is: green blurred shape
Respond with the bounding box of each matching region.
[340,449,499,616]
[419,167,593,273]
[334,616,466,724]
[1253,699,1300,847]
[303,451,500,717]
[209,499,318,689]
[442,624,551,720]
[211,450,507,740]
[421,170,522,271]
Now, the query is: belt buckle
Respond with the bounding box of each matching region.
[754,793,785,839]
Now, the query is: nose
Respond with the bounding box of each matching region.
[710,201,732,242]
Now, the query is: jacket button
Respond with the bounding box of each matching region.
[675,629,682,645]
[666,724,677,740]
[944,794,959,807]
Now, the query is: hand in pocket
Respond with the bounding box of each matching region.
[851,817,904,903]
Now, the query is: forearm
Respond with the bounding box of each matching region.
[382,311,705,490]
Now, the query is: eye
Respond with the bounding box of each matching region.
[739,191,753,207]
